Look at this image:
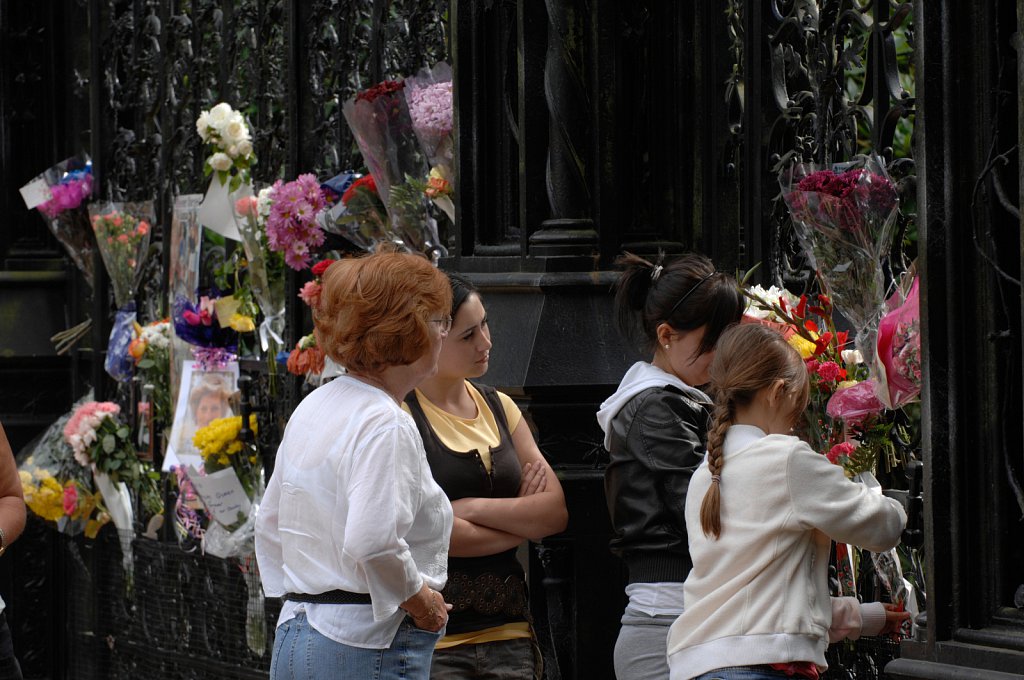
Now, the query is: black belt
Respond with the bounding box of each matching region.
[283,590,371,605]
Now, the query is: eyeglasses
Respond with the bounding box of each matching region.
[429,316,453,334]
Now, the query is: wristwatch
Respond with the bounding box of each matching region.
[0,527,7,557]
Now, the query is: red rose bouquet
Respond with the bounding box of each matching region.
[780,154,900,364]
[343,79,444,259]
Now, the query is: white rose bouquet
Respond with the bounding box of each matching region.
[196,103,255,192]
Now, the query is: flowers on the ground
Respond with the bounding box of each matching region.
[265,174,327,270]
[196,102,255,191]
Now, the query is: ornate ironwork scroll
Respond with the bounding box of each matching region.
[727,0,916,287]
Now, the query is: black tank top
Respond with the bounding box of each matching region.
[404,383,530,634]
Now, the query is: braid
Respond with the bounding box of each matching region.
[700,398,733,539]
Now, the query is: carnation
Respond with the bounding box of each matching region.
[816,361,844,382]
[827,441,857,465]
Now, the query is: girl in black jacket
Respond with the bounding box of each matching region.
[596,253,744,680]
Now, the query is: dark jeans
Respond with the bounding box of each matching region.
[430,637,542,680]
[0,613,22,680]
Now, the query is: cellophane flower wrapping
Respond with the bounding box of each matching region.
[405,62,456,223]
[342,80,445,259]
[89,201,154,309]
[873,277,921,409]
[19,396,111,539]
[780,154,900,365]
[25,156,97,287]
[318,173,396,251]
[191,413,265,655]
[232,187,287,354]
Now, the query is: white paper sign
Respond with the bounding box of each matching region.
[187,464,252,528]
[19,177,52,209]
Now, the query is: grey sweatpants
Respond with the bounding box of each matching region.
[612,605,679,680]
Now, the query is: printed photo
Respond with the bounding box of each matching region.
[164,361,240,471]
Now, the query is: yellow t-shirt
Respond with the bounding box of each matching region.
[403,382,532,648]
[404,382,522,472]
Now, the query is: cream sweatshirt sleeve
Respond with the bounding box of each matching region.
[786,441,907,553]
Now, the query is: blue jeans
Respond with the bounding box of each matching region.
[270,612,442,680]
[691,668,795,680]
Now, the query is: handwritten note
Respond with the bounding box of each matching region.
[187,465,252,528]
[19,177,52,209]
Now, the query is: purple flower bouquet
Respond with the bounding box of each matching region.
[405,62,455,223]
[20,156,97,287]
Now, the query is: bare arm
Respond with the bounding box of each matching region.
[0,424,26,549]
[451,420,568,541]
[448,517,526,557]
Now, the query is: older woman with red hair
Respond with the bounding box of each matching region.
[256,251,455,680]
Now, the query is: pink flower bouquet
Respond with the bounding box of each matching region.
[873,277,921,409]
[20,156,97,287]
[780,154,900,363]
[64,400,160,590]
[265,174,327,270]
[405,63,454,167]
[89,201,154,309]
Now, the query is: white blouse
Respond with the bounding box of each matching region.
[255,375,453,649]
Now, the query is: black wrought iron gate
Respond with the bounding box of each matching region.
[2,1,1024,679]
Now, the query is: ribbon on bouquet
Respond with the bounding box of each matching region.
[258,310,285,353]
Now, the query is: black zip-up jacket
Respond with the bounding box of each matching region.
[603,384,712,584]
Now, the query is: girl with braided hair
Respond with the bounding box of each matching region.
[666,323,908,680]
[597,252,745,680]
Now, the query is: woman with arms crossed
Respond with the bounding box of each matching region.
[404,273,568,679]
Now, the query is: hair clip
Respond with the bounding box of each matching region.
[651,264,664,283]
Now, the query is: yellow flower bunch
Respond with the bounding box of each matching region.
[193,415,259,467]
[21,469,65,522]
[20,469,109,538]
